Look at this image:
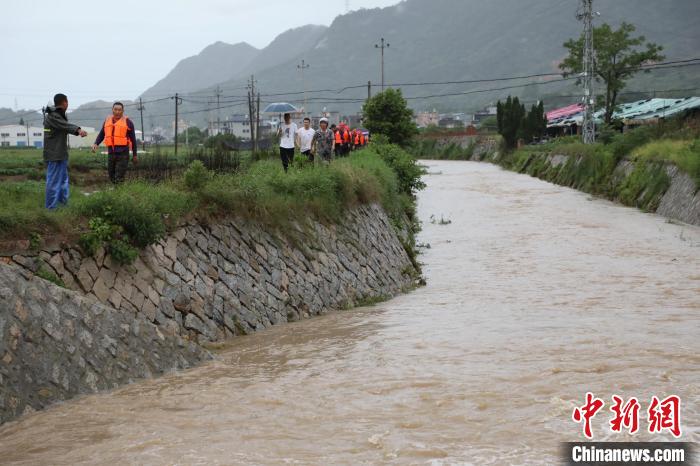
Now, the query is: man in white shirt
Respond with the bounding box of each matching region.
[277,113,298,172]
[296,117,316,163]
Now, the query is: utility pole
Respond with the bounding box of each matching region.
[578,0,596,144]
[215,85,222,136]
[247,75,258,154]
[256,91,261,154]
[367,81,372,101]
[173,93,182,156]
[297,59,310,114]
[137,97,145,151]
[374,38,390,91]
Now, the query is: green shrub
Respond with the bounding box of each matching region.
[79,217,113,256]
[370,142,426,195]
[74,181,192,248]
[79,216,139,265]
[184,160,213,190]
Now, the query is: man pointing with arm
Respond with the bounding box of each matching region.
[92,102,138,184]
[43,93,87,210]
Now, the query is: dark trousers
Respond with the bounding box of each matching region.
[280,147,294,172]
[301,149,314,162]
[108,152,129,184]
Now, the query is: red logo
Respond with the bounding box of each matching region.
[572,392,604,439]
[572,393,682,439]
[610,396,640,434]
[648,395,681,438]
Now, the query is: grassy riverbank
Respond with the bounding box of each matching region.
[0,143,424,268]
[411,117,699,217]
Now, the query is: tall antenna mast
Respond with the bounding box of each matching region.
[578,0,596,144]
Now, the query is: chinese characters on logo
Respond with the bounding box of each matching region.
[572,393,681,439]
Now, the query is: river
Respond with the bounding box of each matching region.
[0,160,698,465]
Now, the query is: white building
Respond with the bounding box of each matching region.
[222,115,253,140]
[68,127,96,148]
[0,125,44,148]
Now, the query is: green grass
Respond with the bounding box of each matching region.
[409,138,476,160]
[0,181,79,240]
[0,144,424,269]
[36,265,66,288]
[631,139,700,186]
[496,121,699,211]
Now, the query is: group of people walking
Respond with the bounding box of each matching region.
[41,92,369,210]
[277,112,367,172]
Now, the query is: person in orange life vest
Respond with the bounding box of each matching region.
[332,124,343,158]
[337,123,350,156]
[92,102,138,184]
[359,130,366,147]
[352,129,362,150]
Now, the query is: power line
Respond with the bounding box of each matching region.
[3,58,700,127]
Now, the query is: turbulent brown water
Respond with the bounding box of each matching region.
[1,160,698,465]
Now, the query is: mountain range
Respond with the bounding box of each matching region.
[3,0,699,133]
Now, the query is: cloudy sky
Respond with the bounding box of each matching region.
[0,0,400,110]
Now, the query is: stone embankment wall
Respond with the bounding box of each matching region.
[495,151,700,226]
[0,263,211,424]
[1,204,417,424]
[656,165,700,225]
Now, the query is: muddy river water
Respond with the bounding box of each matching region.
[0,160,698,465]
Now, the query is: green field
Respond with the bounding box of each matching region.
[0,143,424,269]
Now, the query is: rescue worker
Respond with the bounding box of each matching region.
[92,102,138,183]
[333,124,343,158]
[352,128,361,151]
[342,124,351,155]
[335,123,350,157]
[43,93,88,209]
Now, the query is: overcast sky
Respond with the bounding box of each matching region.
[0,0,400,110]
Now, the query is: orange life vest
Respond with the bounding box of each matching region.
[103,116,130,148]
[343,129,351,143]
[359,132,365,145]
[335,129,344,144]
[353,131,360,145]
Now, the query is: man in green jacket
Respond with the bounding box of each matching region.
[43,93,87,209]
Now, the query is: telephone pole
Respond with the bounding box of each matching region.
[297,59,310,114]
[173,93,183,156]
[374,38,390,91]
[256,91,261,153]
[578,0,596,144]
[136,97,145,151]
[367,81,372,101]
[215,85,222,136]
[247,75,258,154]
